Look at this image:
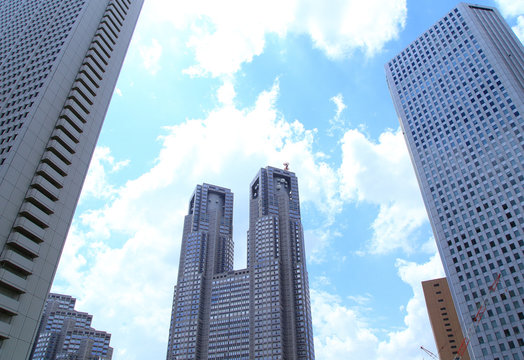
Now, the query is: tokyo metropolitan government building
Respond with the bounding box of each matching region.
[167,166,315,360]
[0,0,142,358]
[386,3,523,359]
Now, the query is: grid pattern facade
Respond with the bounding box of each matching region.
[386,3,523,359]
[422,278,471,360]
[167,185,234,360]
[30,293,112,360]
[167,167,315,359]
[248,167,314,359]
[0,1,142,358]
[208,270,250,359]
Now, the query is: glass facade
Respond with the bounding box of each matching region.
[167,167,315,359]
[386,3,523,359]
[30,293,113,360]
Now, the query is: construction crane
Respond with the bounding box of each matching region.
[456,273,504,359]
[420,345,439,359]
[421,273,504,360]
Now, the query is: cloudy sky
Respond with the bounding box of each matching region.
[51,1,523,359]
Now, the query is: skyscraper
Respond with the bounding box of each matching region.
[386,3,523,359]
[167,166,315,359]
[167,183,236,359]
[0,1,142,358]
[31,293,113,360]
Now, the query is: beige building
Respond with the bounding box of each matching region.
[422,278,470,360]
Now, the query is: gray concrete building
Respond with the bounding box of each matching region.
[30,293,113,360]
[386,3,523,359]
[0,1,142,358]
[167,166,315,360]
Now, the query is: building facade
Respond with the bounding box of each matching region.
[167,166,315,359]
[422,277,471,360]
[386,3,523,359]
[30,293,113,360]
[0,1,142,358]
[167,184,235,359]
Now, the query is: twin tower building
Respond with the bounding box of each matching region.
[3,0,522,359]
[0,0,315,357]
[0,0,316,358]
[166,166,315,360]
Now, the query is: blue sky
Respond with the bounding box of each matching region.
[52,1,523,359]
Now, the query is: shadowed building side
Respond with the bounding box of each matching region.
[0,1,143,358]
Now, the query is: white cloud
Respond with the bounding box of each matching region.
[216,79,236,105]
[328,93,347,135]
[339,128,428,254]
[182,16,269,76]
[312,288,380,359]
[494,0,524,17]
[54,225,87,288]
[347,293,373,306]
[140,0,406,77]
[54,80,339,359]
[293,0,406,59]
[512,15,524,42]
[138,38,162,75]
[304,227,340,264]
[79,146,129,202]
[377,253,445,359]
[312,275,332,288]
[420,236,438,254]
[331,94,346,118]
[154,0,295,76]
[312,252,444,360]
[57,92,437,359]
[493,0,524,42]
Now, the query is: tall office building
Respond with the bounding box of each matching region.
[167,166,315,360]
[0,1,142,358]
[31,293,113,360]
[386,3,523,359]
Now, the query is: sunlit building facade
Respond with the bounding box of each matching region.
[30,293,113,360]
[167,166,315,359]
[386,3,523,359]
[422,277,471,360]
[0,1,142,358]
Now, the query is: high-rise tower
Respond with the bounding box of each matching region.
[0,1,142,358]
[386,3,523,359]
[167,166,315,360]
[248,167,314,359]
[167,184,235,359]
[31,293,113,360]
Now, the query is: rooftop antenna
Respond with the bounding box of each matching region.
[283,162,289,171]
